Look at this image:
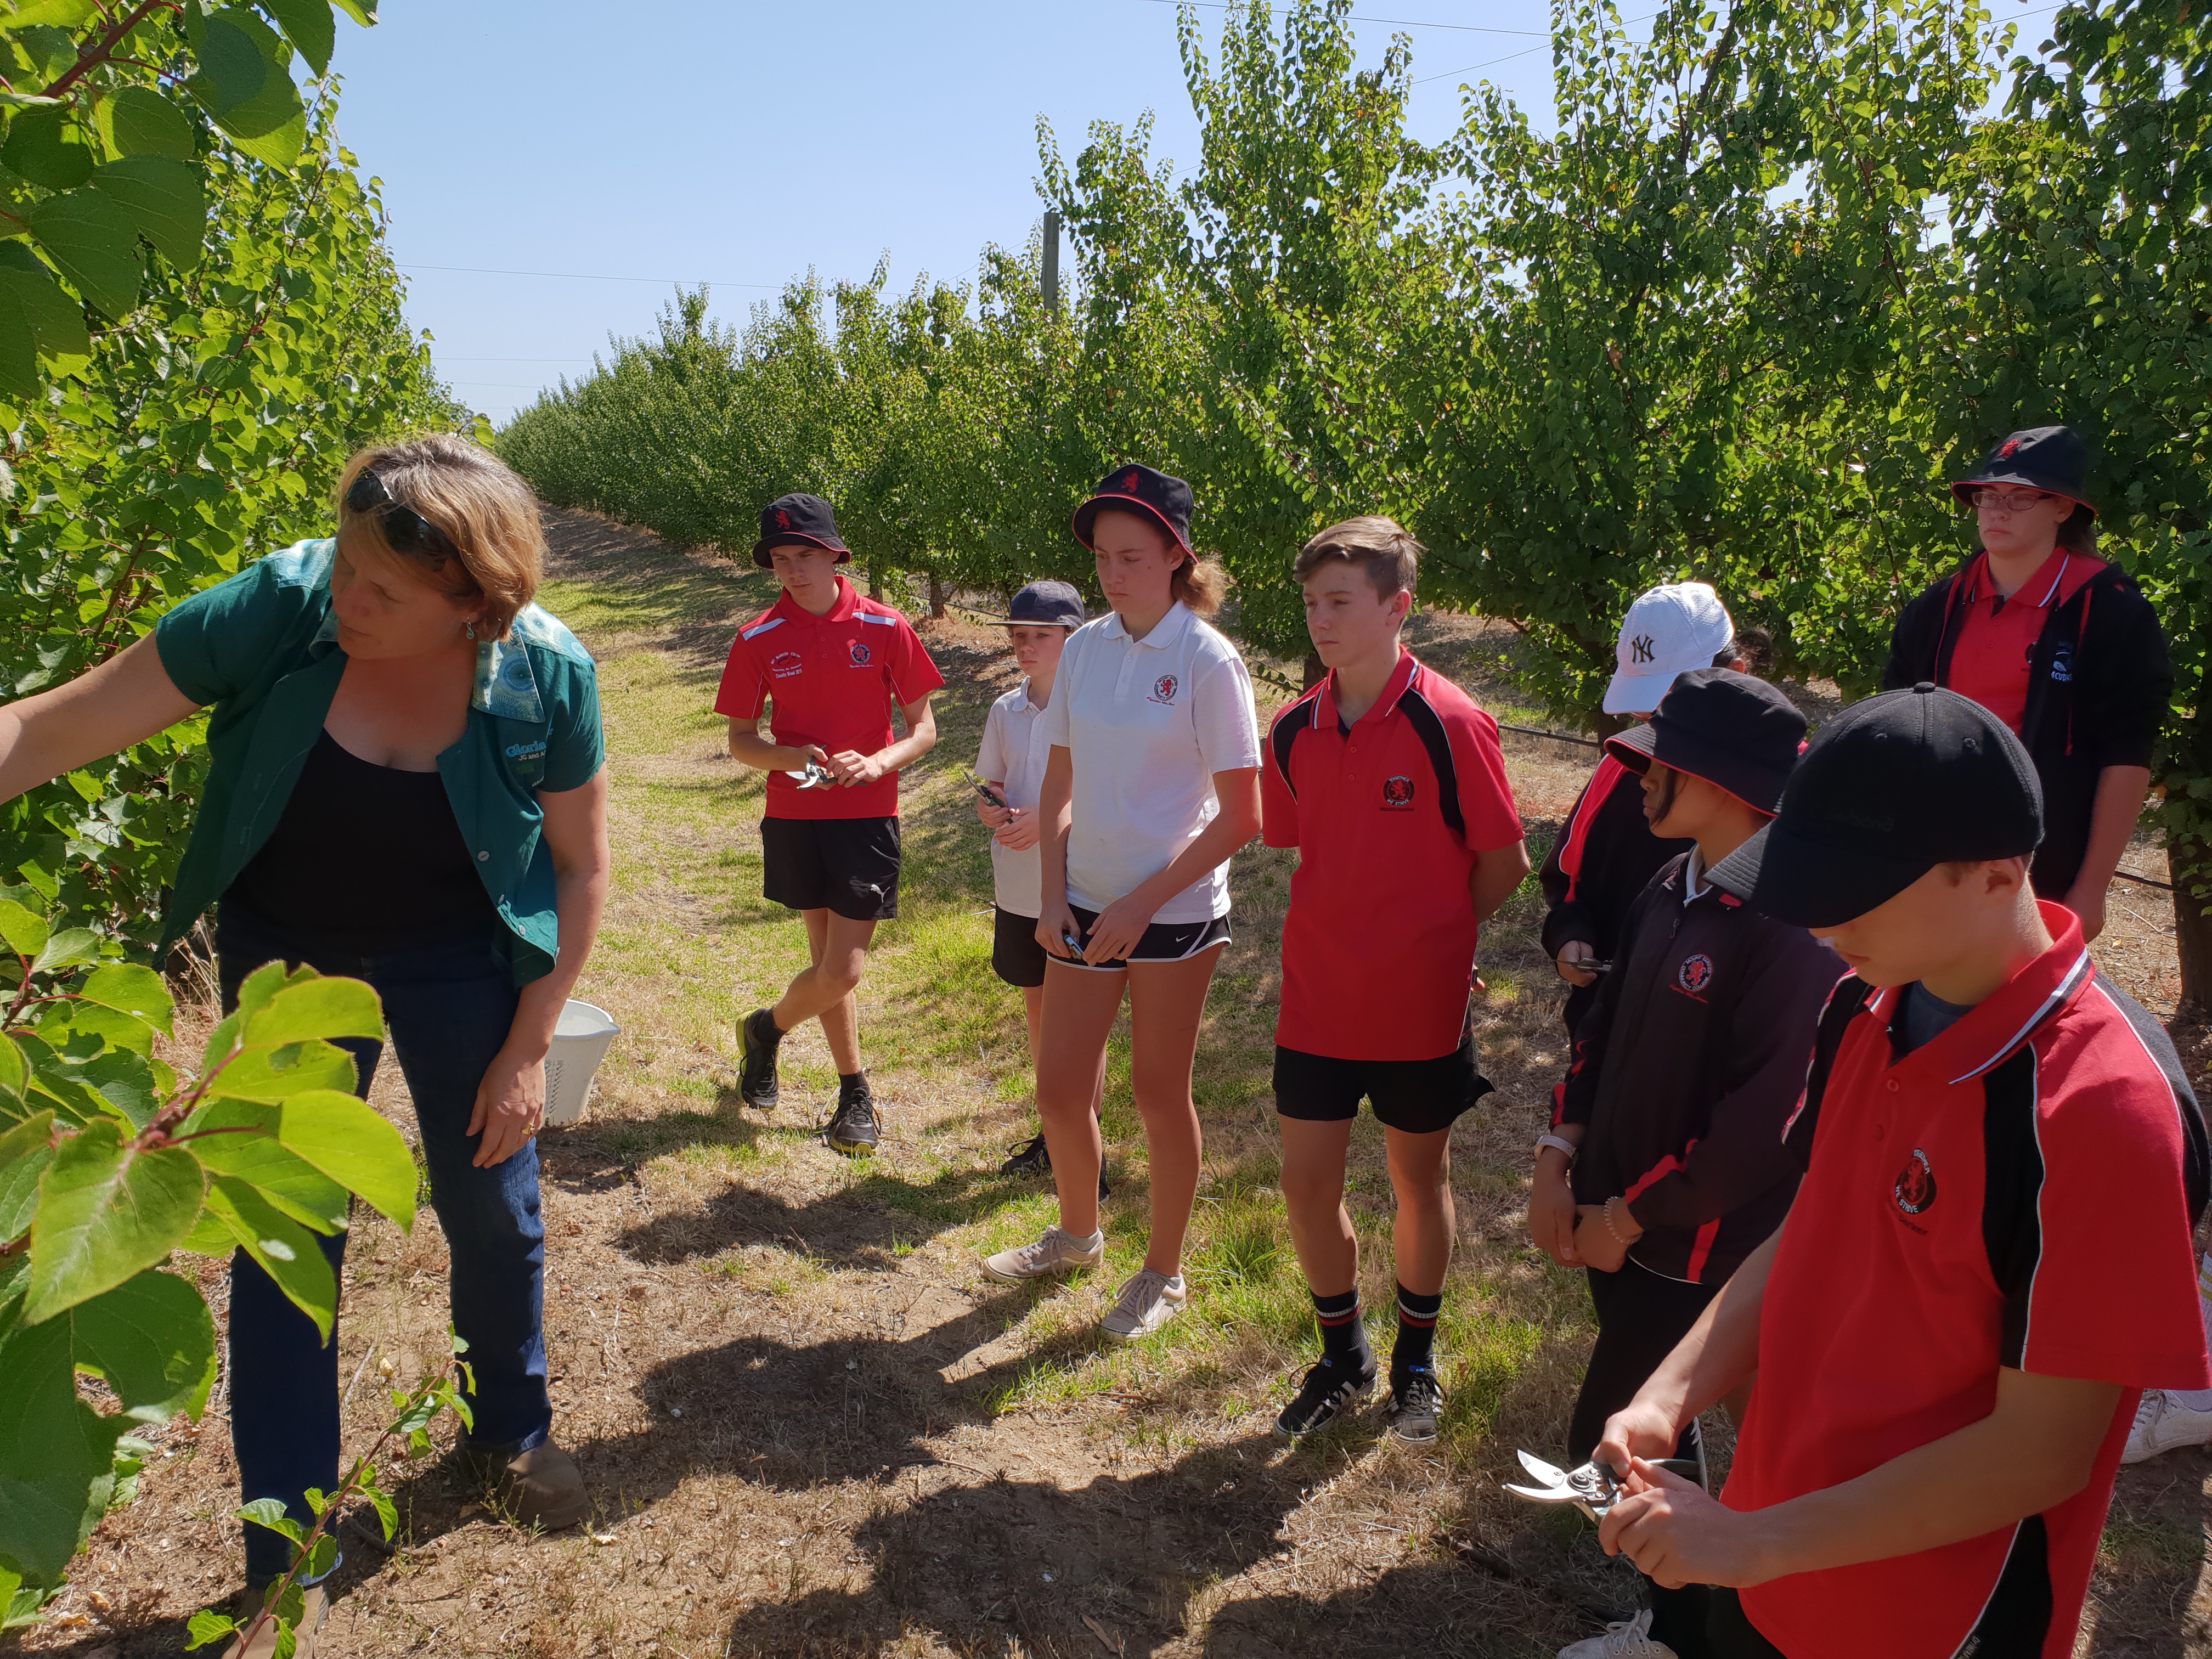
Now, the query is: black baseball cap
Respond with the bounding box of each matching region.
[1949,425,2097,518]
[1706,684,2043,928]
[1604,668,1805,814]
[1070,464,1194,560]
[752,492,851,567]
[979,579,1085,628]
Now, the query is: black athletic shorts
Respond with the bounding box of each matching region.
[992,906,1048,988]
[761,816,899,921]
[1054,902,1229,972]
[1272,1019,1491,1135]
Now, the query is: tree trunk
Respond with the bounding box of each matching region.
[1302,650,1325,691]
[2173,838,2211,1020]
[927,570,949,619]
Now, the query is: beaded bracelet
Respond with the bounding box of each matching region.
[1602,1196,1635,1245]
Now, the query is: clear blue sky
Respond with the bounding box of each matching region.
[323,0,1577,421]
[324,0,2061,424]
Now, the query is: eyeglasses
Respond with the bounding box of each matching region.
[1971,489,2051,515]
[344,469,456,567]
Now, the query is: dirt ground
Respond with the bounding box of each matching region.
[18,510,2211,1658]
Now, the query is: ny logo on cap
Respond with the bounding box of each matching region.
[1630,635,1655,664]
[775,507,791,529]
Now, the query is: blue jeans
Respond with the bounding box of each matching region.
[216,908,551,1579]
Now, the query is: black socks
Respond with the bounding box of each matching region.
[1312,1287,1375,1374]
[1392,1283,1441,1379]
[838,1069,868,1098]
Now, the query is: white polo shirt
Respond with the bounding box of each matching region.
[976,677,1052,918]
[1040,601,1261,924]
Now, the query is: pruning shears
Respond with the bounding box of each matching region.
[1504,1451,1701,1522]
[784,759,835,789]
[961,766,1008,810]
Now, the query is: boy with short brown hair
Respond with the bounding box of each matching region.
[1262,515,1529,1442]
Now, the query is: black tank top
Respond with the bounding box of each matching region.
[223,729,499,953]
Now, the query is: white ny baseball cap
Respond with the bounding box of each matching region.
[1602,582,1736,715]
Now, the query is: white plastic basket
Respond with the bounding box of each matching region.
[542,1000,619,1127]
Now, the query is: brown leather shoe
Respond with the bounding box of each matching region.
[464,1438,589,1531]
[224,1584,327,1658]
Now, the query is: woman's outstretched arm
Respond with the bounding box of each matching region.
[0,634,198,803]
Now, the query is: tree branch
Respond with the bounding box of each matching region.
[41,1,179,102]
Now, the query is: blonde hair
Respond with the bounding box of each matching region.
[335,434,544,637]
[1293,515,1421,599]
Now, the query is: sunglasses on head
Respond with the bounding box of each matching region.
[344,469,456,567]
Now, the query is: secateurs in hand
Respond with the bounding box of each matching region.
[1504,1450,1701,1522]
[784,759,834,789]
[960,766,1008,810]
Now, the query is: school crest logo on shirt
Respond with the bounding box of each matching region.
[1893,1147,1938,1216]
[1675,953,1714,996]
[849,639,872,667]
[1380,775,1415,810]
[2050,640,2074,683]
[770,650,803,679]
[1150,673,1179,704]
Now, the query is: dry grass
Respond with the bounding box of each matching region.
[18,509,2209,1658]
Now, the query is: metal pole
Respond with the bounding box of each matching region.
[1043,210,1062,317]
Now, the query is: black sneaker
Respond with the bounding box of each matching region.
[1000,1133,1051,1176]
[1274,1353,1376,1437]
[738,1008,782,1108]
[1000,1132,1112,1199]
[1389,1367,1443,1443]
[826,1080,878,1155]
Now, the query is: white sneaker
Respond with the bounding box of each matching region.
[2123,1390,2212,1464]
[1099,1267,1186,1341]
[1558,1609,1678,1659]
[980,1224,1103,1283]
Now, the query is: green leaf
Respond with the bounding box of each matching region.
[202,1175,335,1340]
[258,0,336,76]
[179,1099,348,1232]
[0,106,93,190]
[233,1494,303,1542]
[174,1207,235,1258]
[67,1268,218,1421]
[29,926,99,973]
[0,1111,49,1242]
[185,1608,239,1649]
[97,87,198,162]
[0,1315,126,1584]
[202,1035,357,1102]
[78,964,173,1036]
[276,1088,414,1228]
[0,1032,30,1101]
[74,1048,160,1128]
[37,996,156,1058]
[0,897,50,961]
[28,188,141,320]
[7,0,101,24]
[23,1120,205,1324]
[187,9,306,170]
[91,156,206,272]
[330,0,376,25]
[241,976,382,1048]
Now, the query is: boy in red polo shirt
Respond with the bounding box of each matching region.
[1589,684,2208,1659]
[718,494,944,1155]
[1261,516,1528,1442]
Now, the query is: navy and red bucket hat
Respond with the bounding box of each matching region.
[1070,464,1195,561]
[1948,425,2098,518]
[752,492,851,568]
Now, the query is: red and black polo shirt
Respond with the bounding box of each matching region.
[1943,549,2104,737]
[714,575,945,820]
[1261,649,1523,1060]
[1725,906,2210,1658]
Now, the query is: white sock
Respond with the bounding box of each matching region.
[2171,1254,2212,1412]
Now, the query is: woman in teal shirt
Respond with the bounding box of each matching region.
[0,435,608,1653]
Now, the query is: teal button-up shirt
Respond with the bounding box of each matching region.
[154,539,605,984]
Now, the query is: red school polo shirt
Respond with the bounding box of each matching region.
[1943,548,2103,736]
[714,575,945,820]
[1725,906,2209,1659]
[1261,650,1523,1060]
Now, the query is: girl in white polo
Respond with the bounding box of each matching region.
[981,464,1261,1342]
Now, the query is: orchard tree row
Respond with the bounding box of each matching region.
[497,0,2212,1004]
